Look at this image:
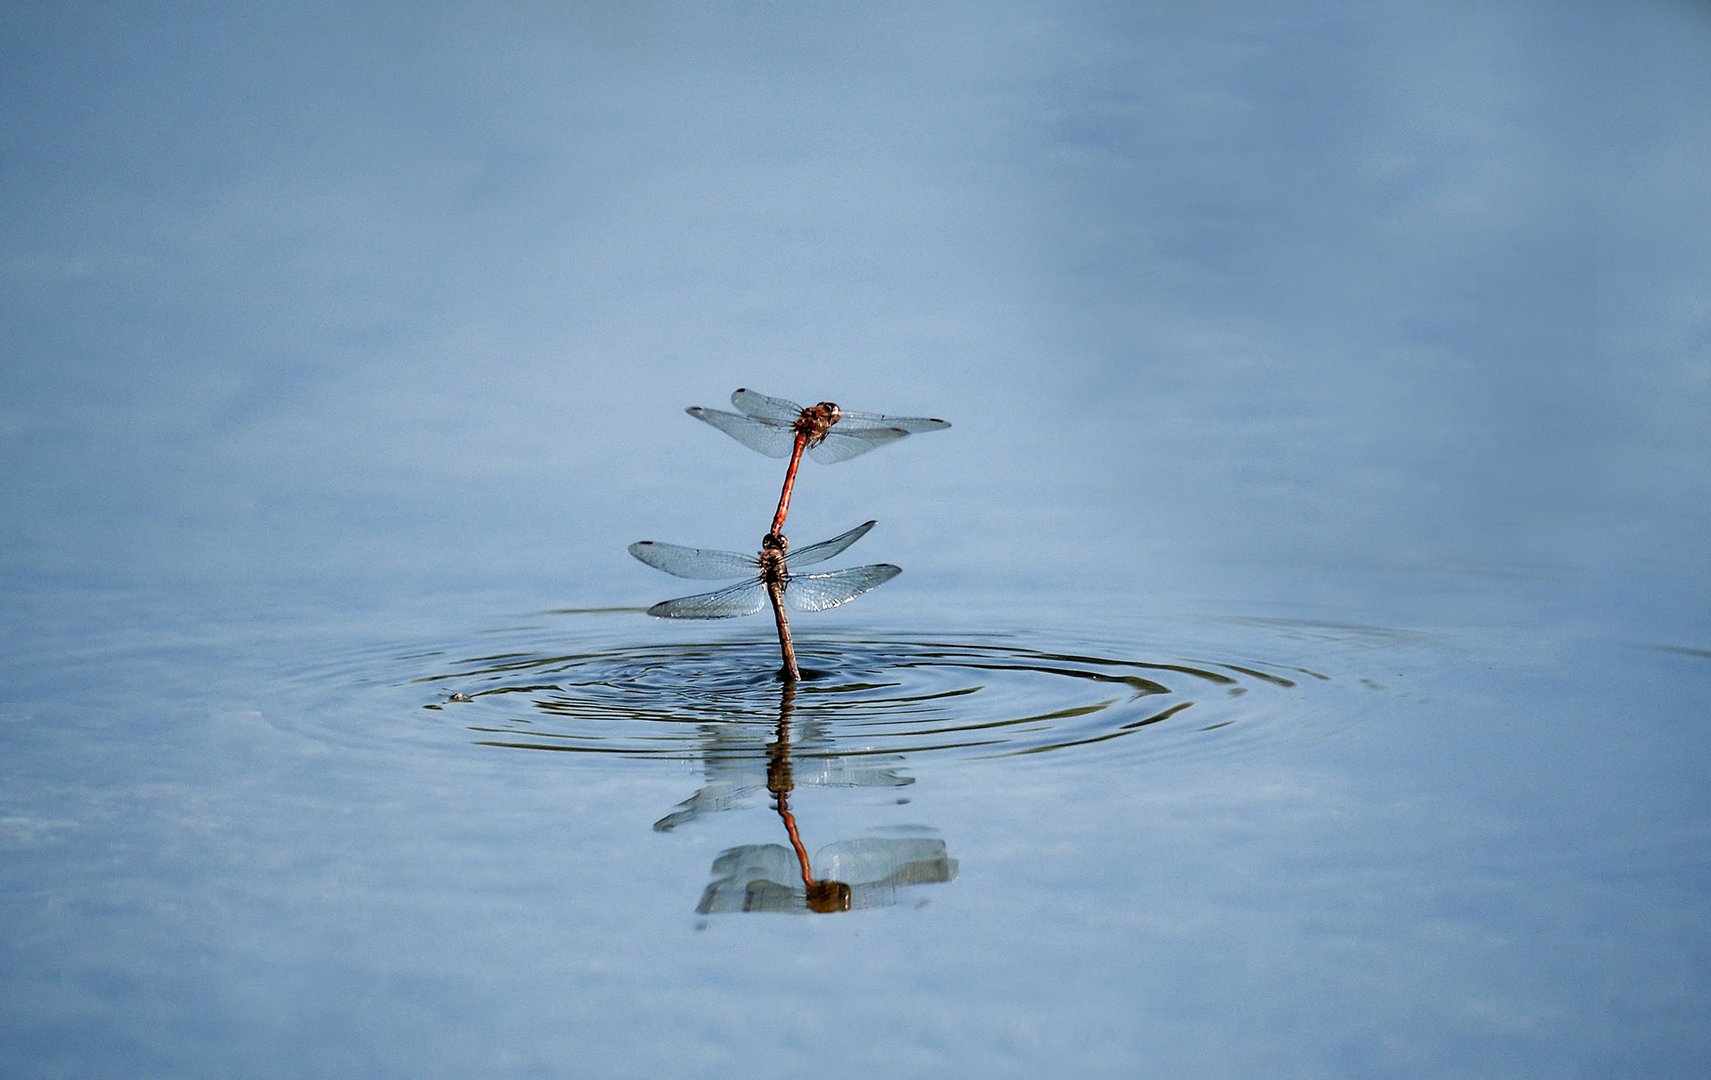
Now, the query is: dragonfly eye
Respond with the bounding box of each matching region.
[822,402,842,425]
[762,534,788,554]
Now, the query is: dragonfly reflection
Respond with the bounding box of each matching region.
[673,683,959,915]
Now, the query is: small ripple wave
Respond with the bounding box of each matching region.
[396,625,1361,764]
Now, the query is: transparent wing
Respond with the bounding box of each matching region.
[628,540,757,580]
[833,409,952,435]
[686,405,797,458]
[805,427,913,463]
[806,409,950,464]
[646,579,767,619]
[784,520,877,568]
[729,388,806,422]
[784,564,901,612]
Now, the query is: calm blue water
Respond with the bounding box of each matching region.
[4,3,1709,1077]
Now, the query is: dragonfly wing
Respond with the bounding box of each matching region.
[646,579,767,619]
[785,520,877,568]
[805,426,912,463]
[784,565,901,612]
[628,540,758,579]
[729,388,806,422]
[834,410,952,434]
[686,406,797,458]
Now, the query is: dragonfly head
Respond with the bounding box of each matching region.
[795,401,841,439]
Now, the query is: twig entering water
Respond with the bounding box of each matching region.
[759,532,801,681]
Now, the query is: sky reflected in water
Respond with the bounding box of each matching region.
[2,2,1708,1077]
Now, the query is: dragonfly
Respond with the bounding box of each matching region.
[628,520,899,680]
[688,388,950,537]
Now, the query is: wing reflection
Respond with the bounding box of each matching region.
[697,836,958,915]
[655,682,958,915]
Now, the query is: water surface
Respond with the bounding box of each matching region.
[3,2,1709,1077]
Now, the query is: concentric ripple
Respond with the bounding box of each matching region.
[401,623,1363,763]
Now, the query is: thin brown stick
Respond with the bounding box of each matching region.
[765,578,800,682]
[769,436,808,538]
